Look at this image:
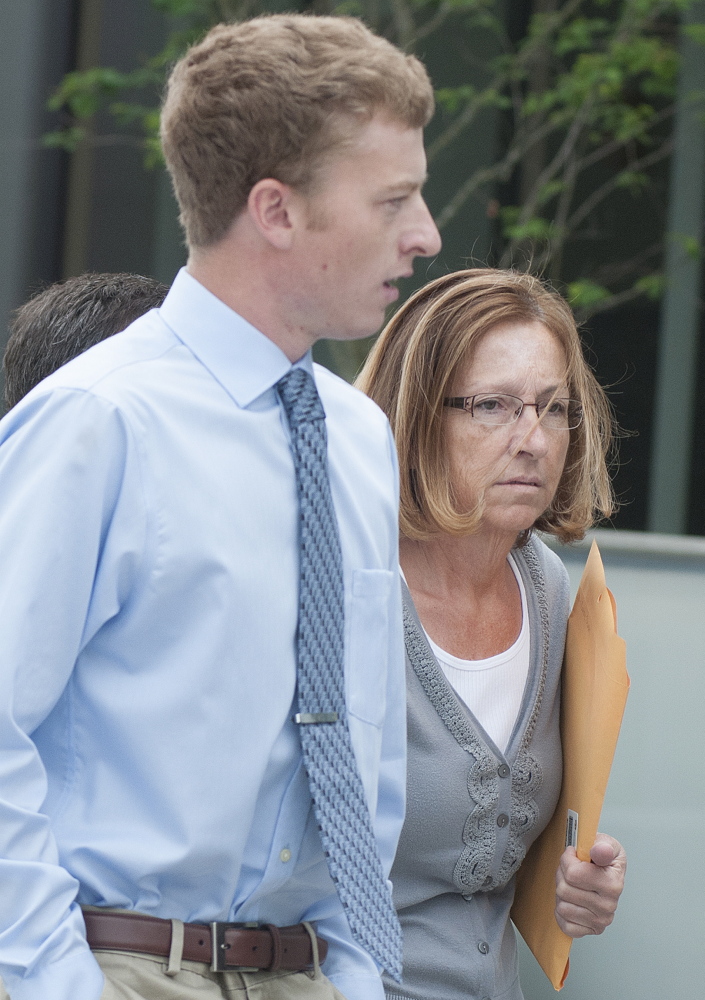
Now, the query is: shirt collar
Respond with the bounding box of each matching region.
[158,268,313,408]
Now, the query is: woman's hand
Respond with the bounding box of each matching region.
[554,833,626,937]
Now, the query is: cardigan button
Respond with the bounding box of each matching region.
[478,941,490,954]
[497,813,509,828]
[497,763,510,778]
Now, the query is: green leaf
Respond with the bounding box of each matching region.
[537,180,565,205]
[331,0,366,16]
[615,170,649,193]
[567,280,610,308]
[151,0,207,14]
[503,216,553,241]
[110,102,152,126]
[554,17,609,56]
[634,274,665,300]
[144,135,166,169]
[683,23,705,46]
[435,85,477,113]
[671,233,702,260]
[41,126,86,152]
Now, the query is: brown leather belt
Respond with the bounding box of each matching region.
[83,910,328,973]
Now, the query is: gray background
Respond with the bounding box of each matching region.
[519,530,705,1000]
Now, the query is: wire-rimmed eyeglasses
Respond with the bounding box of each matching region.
[443,393,583,430]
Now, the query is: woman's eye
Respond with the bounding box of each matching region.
[546,400,568,416]
[476,397,505,412]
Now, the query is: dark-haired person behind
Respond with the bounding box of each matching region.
[0,271,167,1000]
[4,273,168,411]
[357,269,626,1000]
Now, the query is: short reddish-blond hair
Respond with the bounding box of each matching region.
[357,269,616,543]
[161,14,434,249]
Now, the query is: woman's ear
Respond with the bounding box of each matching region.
[247,178,296,250]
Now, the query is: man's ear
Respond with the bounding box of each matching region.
[247,178,298,250]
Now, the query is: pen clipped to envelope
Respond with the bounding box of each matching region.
[511,539,630,990]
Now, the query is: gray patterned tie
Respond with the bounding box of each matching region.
[276,367,403,982]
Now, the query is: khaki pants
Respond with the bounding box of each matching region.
[0,946,346,1000]
[96,949,347,1000]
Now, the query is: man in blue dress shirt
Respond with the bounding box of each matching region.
[0,14,441,1000]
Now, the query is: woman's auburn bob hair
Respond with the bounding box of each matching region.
[356,268,616,544]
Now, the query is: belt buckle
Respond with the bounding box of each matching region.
[210,921,261,973]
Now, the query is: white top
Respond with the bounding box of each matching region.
[425,554,530,753]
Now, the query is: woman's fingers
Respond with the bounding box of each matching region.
[554,833,626,938]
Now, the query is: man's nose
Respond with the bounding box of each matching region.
[404,197,442,259]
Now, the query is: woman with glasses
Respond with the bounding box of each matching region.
[356,269,626,1000]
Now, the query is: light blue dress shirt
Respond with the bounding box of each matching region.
[0,269,406,1000]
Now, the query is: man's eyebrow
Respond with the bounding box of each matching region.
[379,175,428,195]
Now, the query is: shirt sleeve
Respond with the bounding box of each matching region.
[0,389,145,1000]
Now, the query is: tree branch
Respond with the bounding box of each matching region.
[574,104,676,174]
[388,0,416,50]
[576,281,651,322]
[548,151,580,280]
[591,241,662,285]
[433,114,560,229]
[411,2,453,46]
[566,139,673,234]
[427,0,587,164]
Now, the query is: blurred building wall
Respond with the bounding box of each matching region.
[519,530,705,1000]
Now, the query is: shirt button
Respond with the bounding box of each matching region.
[279,848,292,863]
[497,763,510,778]
[478,941,490,954]
[497,813,509,828]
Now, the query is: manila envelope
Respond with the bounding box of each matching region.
[510,539,629,989]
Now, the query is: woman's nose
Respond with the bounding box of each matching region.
[513,407,550,453]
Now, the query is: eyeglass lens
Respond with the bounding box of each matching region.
[470,394,582,429]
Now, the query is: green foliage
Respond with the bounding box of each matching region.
[554,17,610,56]
[671,232,702,259]
[634,273,665,298]
[615,169,649,191]
[42,125,86,152]
[567,278,611,308]
[44,0,705,327]
[684,22,705,42]
[436,85,478,113]
[500,206,555,241]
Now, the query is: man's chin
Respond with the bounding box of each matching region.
[325,321,384,344]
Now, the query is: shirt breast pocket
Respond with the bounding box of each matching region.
[345,568,394,729]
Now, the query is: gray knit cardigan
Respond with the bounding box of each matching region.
[384,537,570,1000]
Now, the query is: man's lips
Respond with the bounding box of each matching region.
[383,271,413,302]
[382,280,404,302]
[384,272,413,287]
